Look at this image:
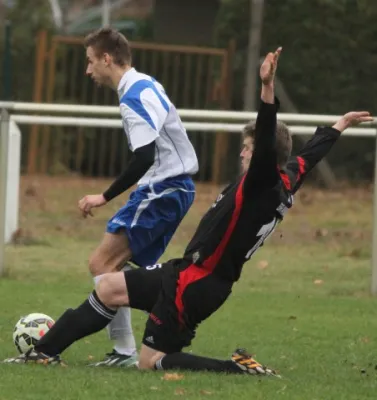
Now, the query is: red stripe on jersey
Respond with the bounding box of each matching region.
[296,156,306,182]
[175,264,207,326]
[280,170,291,190]
[175,175,246,326]
[201,175,246,272]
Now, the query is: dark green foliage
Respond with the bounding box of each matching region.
[215,0,377,181]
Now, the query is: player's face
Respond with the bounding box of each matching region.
[240,137,253,173]
[85,46,111,87]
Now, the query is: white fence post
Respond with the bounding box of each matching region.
[0,109,10,277]
[5,120,21,243]
[371,130,377,294]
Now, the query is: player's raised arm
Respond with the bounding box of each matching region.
[243,47,282,195]
[283,111,373,194]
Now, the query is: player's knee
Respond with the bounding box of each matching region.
[88,251,117,277]
[96,272,129,308]
[88,252,104,276]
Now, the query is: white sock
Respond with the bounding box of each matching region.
[108,307,137,356]
[93,267,137,357]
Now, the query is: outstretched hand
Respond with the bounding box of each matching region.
[260,47,282,86]
[332,111,373,133]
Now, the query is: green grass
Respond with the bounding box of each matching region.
[0,177,376,399]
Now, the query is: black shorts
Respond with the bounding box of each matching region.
[125,259,232,354]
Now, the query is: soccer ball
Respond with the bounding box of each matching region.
[13,313,55,354]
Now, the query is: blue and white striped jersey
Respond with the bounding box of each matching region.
[117,68,199,186]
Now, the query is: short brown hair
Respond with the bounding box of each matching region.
[243,120,292,166]
[84,27,132,66]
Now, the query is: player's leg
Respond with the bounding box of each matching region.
[3,266,163,364]
[137,267,279,376]
[143,346,277,376]
[138,344,242,374]
[35,272,130,357]
[98,177,194,365]
[87,229,137,365]
[90,186,153,364]
[88,232,132,277]
[3,273,126,364]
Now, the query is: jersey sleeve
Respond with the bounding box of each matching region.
[120,85,170,151]
[283,126,341,194]
[243,98,280,196]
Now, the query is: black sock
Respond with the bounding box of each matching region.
[35,291,116,356]
[155,352,243,374]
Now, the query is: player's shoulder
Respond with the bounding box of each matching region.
[123,70,164,98]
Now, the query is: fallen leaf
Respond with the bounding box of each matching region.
[199,390,213,395]
[162,373,184,381]
[315,228,328,238]
[87,355,94,360]
[361,337,370,344]
[174,388,186,395]
[314,279,324,285]
[258,260,269,269]
[347,248,362,258]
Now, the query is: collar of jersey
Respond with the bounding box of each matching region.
[117,67,136,98]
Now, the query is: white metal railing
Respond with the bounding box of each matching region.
[5,115,376,136]
[0,101,376,127]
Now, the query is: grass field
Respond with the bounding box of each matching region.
[1,176,377,400]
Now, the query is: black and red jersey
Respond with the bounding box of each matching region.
[183,99,341,282]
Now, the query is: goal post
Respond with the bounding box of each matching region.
[0,109,10,277]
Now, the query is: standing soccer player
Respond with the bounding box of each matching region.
[77,28,198,367]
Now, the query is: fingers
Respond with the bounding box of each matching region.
[360,117,374,123]
[354,111,373,122]
[78,196,94,218]
[273,47,282,63]
[80,208,93,219]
